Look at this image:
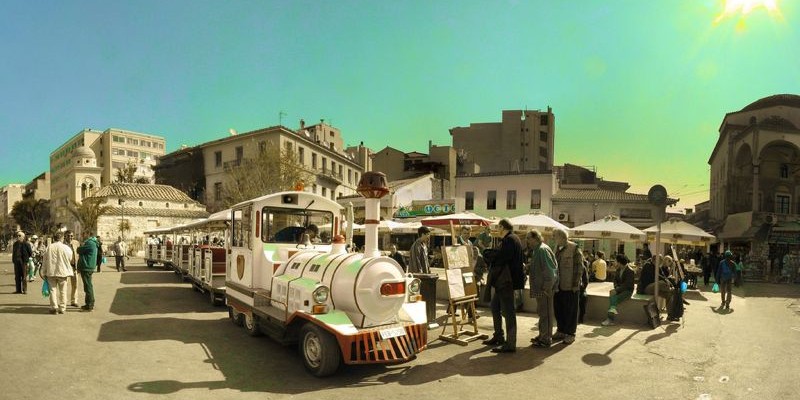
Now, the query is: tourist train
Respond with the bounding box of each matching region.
[144,172,428,376]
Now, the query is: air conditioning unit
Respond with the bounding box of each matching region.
[557,212,570,222]
[765,213,778,225]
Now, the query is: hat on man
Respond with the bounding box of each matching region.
[417,226,431,235]
[724,250,733,258]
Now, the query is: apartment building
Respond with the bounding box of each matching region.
[49,128,166,224]
[156,121,372,211]
[23,172,50,201]
[450,108,555,174]
[1,184,25,217]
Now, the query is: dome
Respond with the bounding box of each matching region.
[740,94,800,112]
[73,146,96,159]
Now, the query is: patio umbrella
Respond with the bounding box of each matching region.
[571,214,645,241]
[506,212,570,233]
[644,219,716,245]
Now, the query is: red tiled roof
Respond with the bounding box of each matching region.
[553,189,678,205]
[93,183,198,203]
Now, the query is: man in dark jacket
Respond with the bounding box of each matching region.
[77,232,99,311]
[12,232,33,294]
[482,219,523,353]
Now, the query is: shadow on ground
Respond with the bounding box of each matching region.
[109,286,220,315]
[120,271,184,285]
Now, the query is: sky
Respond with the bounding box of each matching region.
[1,0,798,210]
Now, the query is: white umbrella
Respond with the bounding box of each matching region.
[506,212,570,233]
[644,219,716,245]
[571,214,645,241]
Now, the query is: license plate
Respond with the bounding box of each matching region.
[379,327,406,340]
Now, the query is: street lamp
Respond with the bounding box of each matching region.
[118,198,126,240]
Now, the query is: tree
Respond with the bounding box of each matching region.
[65,197,113,234]
[10,198,53,234]
[222,142,312,208]
[115,160,151,184]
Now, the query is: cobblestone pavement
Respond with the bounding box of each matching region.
[1,253,799,400]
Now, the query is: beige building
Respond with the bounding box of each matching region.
[1,184,25,217]
[450,108,555,174]
[338,173,449,221]
[50,128,166,220]
[371,142,456,197]
[23,172,50,201]
[91,183,208,251]
[455,171,558,219]
[159,121,371,212]
[710,94,800,278]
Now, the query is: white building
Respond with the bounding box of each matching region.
[455,171,558,219]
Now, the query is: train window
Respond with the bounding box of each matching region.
[290,262,300,270]
[261,206,334,244]
[231,206,252,249]
[309,264,321,272]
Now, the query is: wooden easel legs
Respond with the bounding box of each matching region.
[438,296,488,346]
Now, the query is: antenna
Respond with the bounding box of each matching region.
[279,111,287,126]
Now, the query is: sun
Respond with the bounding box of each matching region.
[715,0,780,23]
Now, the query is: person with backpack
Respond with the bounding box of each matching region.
[482,218,523,353]
[716,250,736,310]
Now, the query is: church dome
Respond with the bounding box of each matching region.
[740,94,800,112]
[73,146,96,159]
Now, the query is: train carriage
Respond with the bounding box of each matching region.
[225,173,428,376]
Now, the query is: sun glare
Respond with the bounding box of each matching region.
[715,0,780,23]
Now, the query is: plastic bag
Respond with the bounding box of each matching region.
[42,279,50,298]
[680,281,688,293]
[711,282,719,293]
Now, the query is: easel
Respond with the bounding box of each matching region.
[438,245,488,345]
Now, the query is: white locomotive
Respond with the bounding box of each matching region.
[224,172,428,376]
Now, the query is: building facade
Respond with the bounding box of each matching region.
[1,184,25,217]
[371,141,456,197]
[23,172,50,201]
[90,183,208,255]
[157,121,372,212]
[455,171,558,219]
[49,128,166,222]
[710,94,800,280]
[450,108,555,174]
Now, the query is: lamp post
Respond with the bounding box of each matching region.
[119,198,126,240]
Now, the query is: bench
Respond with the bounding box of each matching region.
[585,282,653,325]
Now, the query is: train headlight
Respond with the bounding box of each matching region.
[312,286,329,304]
[408,279,421,294]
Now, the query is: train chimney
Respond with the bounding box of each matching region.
[357,171,389,258]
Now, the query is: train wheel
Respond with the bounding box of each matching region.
[210,291,223,306]
[299,324,341,377]
[243,313,261,337]
[228,307,244,326]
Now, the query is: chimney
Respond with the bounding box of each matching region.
[357,171,389,258]
[300,119,305,130]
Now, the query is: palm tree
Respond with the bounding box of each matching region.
[65,198,113,235]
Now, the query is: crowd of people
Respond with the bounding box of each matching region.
[10,230,129,314]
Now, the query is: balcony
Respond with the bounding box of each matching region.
[223,159,243,171]
[316,167,343,185]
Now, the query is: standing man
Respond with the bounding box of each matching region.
[65,231,81,307]
[77,232,100,311]
[527,229,558,348]
[39,231,74,314]
[477,226,493,251]
[482,219,523,353]
[113,236,128,272]
[552,228,584,345]
[12,232,33,294]
[409,226,431,274]
[457,226,472,246]
[716,250,736,310]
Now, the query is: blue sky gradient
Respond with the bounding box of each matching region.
[1,0,798,209]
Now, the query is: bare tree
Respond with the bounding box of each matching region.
[66,198,113,234]
[222,142,311,207]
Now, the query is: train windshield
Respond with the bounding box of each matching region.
[261,207,334,244]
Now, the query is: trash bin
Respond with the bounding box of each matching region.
[412,273,438,324]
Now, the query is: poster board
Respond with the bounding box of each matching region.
[438,244,487,346]
[441,245,478,299]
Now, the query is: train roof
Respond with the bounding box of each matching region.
[232,190,345,211]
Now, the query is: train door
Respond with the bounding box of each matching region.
[229,205,254,288]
